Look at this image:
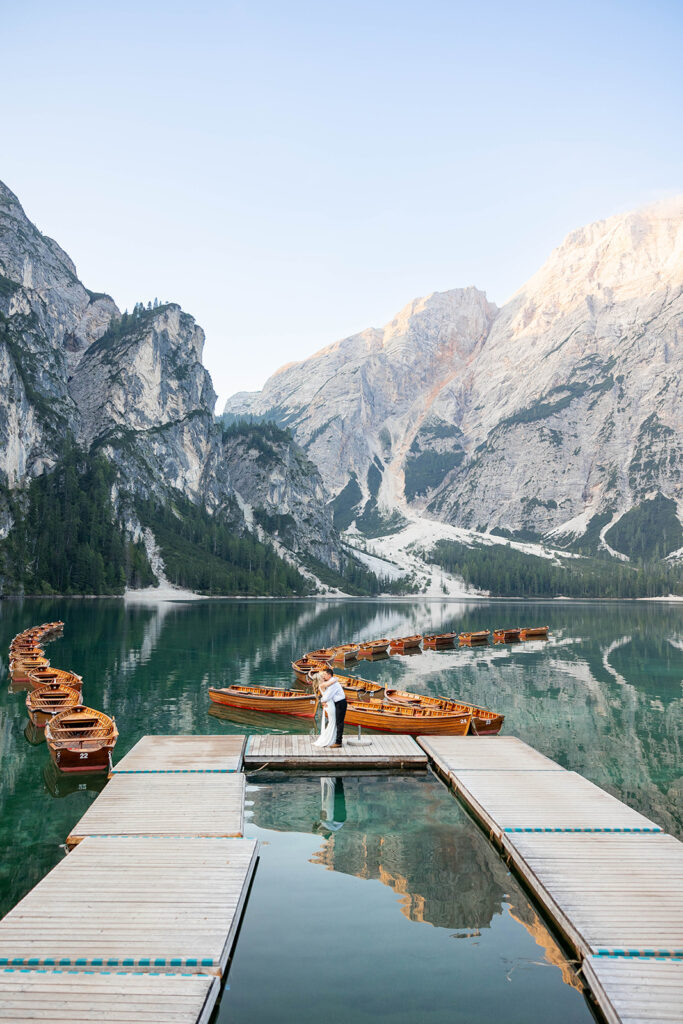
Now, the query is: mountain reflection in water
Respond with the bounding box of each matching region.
[0,596,680,922]
[247,771,583,991]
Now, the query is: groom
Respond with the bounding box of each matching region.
[318,667,347,747]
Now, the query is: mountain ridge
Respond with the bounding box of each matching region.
[226,197,683,561]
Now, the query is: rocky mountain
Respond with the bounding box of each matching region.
[226,199,683,561]
[0,180,348,595]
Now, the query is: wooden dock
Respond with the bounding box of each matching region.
[0,969,220,1024]
[243,732,427,769]
[418,735,683,1024]
[66,772,245,847]
[0,734,254,1024]
[112,734,245,773]
[0,836,257,973]
[582,955,683,1024]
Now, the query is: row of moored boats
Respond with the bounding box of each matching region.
[208,626,548,735]
[9,623,118,773]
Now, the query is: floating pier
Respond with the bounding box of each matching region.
[3,728,681,1024]
[418,735,683,1024]
[112,734,245,773]
[243,732,427,769]
[0,734,254,1024]
[0,969,220,1024]
[66,771,245,847]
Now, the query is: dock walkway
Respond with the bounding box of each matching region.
[0,734,254,1024]
[244,732,426,769]
[419,735,683,1024]
[66,771,245,847]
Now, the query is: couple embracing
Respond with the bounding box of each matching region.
[312,667,347,747]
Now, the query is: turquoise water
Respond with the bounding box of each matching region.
[0,597,681,1021]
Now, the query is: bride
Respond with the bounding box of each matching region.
[312,673,336,746]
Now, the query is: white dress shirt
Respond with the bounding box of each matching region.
[321,678,346,703]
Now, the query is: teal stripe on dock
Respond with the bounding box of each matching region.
[595,948,683,958]
[504,826,662,833]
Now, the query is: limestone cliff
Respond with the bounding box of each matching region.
[0,181,346,591]
[226,199,683,556]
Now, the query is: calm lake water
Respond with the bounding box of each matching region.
[0,597,681,1022]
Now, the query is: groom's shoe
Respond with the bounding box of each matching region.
[330,743,342,748]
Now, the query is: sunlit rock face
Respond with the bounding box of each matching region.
[227,199,683,544]
[225,288,498,513]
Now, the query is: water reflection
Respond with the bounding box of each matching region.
[0,596,681,920]
[244,772,585,1008]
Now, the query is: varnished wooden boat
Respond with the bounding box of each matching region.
[329,673,384,700]
[519,626,549,640]
[330,644,361,663]
[26,683,81,728]
[208,685,317,718]
[10,654,50,682]
[493,628,522,643]
[422,632,457,648]
[10,645,45,660]
[306,648,334,664]
[292,656,329,682]
[26,667,83,693]
[346,699,472,735]
[384,689,504,735]
[459,630,490,646]
[358,639,391,656]
[389,635,423,652]
[45,705,118,774]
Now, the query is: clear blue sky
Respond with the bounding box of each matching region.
[3,0,682,405]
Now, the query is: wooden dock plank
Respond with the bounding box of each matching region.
[112,735,245,774]
[243,733,427,769]
[446,770,660,837]
[0,970,219,1024]
[66,774,245,845]
[0,837,258,974]
[501,833,683,958]
[583,956,683,1024]
[418,735,565,773]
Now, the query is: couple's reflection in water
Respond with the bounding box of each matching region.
[315,776,347,836]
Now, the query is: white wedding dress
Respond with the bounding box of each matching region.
[313,698,336,746]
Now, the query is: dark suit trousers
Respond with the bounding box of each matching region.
[334,698,347,744]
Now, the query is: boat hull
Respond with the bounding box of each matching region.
[520,627,549,640]
[209,687,316,718]
[423,633,456,648]
[346,703,471,735]
[10,658,50,682]
[384,689,504,736]
[47,743,113,774]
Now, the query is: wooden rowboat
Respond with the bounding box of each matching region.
[208,685,317,718]
[330,644,361,663]
[26,667,83,693]
[459,630,490,646]
[45,705,118,774]
[389,635,422,652]
[358,639,391,656]
[292,656,329,682]
[493,628,522,643]
[326,673,384,700]
[520,626,549,640]
[346,699,472,735]
[26,683,81,728]
[306,648,334,664]
[10,654,50,682]
[384,689,504,735]
[422,632,457,648]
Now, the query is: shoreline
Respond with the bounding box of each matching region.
[1,592,682,604]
